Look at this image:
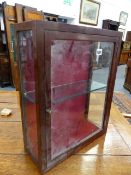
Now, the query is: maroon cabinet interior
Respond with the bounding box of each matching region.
[15,21,122,173]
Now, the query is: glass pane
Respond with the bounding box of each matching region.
[18,30,38,160]
[50,40,114,159]
[88,42,114,127]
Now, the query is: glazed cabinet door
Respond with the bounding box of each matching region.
[44,31,115,168]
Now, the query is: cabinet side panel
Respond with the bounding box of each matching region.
[18,30,38,161]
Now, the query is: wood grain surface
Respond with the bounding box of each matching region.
[0,91,131,175]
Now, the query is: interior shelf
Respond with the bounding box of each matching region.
[91,80,106,91]
[23,80,106,104]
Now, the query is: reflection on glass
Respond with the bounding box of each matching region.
[18,30,38,160]
[88,42,114,127]
[51,40,114,159]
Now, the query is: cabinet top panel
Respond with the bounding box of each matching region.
[15,20,122,39]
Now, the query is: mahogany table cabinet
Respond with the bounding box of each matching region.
[15,21,122,173]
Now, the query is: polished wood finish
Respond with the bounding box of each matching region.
[15,21,122,173]
[0,91,131,175]
[119,50,131,64]
[124,58,131,92]
[15,3,37,23]
[23,8,44,21]
[15,3,24,23]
